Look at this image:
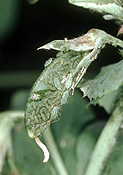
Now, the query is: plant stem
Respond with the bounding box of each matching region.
[107,34,123,48]
[0,111,24,173]
[84,96,123,175]
[7,138,20,175]
[43,127,69,175]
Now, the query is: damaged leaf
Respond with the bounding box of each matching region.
[79,60,123,100]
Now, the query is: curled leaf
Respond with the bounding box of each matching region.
[25,29,123,139]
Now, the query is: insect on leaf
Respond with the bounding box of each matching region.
[25,29,123,139]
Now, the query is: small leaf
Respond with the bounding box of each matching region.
[79,60,123,100]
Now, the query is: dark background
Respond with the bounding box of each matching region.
[0,0,121,112]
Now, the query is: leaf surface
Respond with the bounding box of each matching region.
[79,60,123,100]
[69,0,123,23]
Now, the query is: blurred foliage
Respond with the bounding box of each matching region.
[27,0,39,5]
[2,90,96,175]
[102,129,123,175]
[76,121,105,175]
[1,90,123,175]
[0,0,21,42]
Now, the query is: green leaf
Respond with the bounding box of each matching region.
[12,122,57,175]
[2,90,96,175]
[69,0,123,23]
[10,90,29,110]
[24,29,123,174]
[92,87,122,114]
[79,60,123,100]
[0,111,24,175]
[76,121,105,175]
[102,129,123,175]
[25,28,123,137]
[38,29,123,52]
[51,90,96,175]
[83,96,123,175]
[0,0,21,42]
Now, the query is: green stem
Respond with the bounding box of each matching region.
[0,111,24,173]
[73,30,123,88]
[7,138,20,175]
[84,96,123,175]
[43,127,69,175]
[107,34,123,48]
[0,110,24,119]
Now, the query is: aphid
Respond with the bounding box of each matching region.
[61,90,69,105]
[76,73,80,82]
[35,124,40,131]
[103,15,114,20]
[41,112,47,121]
[56,51,63,57]
[61,76,67,84]
[46,112,50,119]
[25,49,85,142]
[53,76,61,90]
[44,58,53,67]
[34,116,39,123]
[65,73,73,89]
[51,94,61,105]
[32,102,36,109]
[51,106,59,121]
[41,107,47,114]
[26,119,31,126]
[36,107,40,115]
